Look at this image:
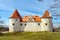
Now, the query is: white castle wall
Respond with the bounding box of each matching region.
[9,18,53,32]
[20,22,41,32]
[9,18,21,32]
[41,18,53,31]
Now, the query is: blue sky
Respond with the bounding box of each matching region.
[0,0,60,27]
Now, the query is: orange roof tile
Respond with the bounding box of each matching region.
[22,16,41,22]
[10,9,22,21]
[22,16,29,22]
[10,10,52,22]
[32,16,41,22]
[42,10,52,18]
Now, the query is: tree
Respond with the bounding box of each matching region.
[48,0,60,27]
[0,16,6,34]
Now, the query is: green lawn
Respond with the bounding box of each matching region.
[0,32,60,40]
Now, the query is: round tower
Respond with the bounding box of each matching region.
[41,10,53,31]
[9,9,22,32]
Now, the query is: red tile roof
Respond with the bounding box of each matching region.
[10,10,52,22]
[22,16,29,22]
[42,10,52,18]
[32,16,41,22]
[22,16,41,22]
[10,9,22,21]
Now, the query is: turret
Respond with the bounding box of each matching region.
[9,9,22,32]
[41,10,53,31]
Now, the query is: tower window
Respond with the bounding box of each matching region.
[45,23,47,25]
[20,23,22,26]
[13,23,15,26]
[16,19,17,21]
[25,24,26,26]
[38,23,40,26]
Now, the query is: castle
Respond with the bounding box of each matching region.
[9,9,53,32]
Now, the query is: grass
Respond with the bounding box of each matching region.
[0,32,60,40]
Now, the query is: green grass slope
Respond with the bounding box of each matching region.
[0,32,60,40]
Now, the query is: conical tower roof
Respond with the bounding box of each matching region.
[10,9,22,21]
[42,10,52,18]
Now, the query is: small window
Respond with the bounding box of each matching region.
[20,24,22,26]
[13,23,15,26]
[45,23,47,25]
[38,23,40,26]
[16,19,17,21]
[25,24,26,26]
